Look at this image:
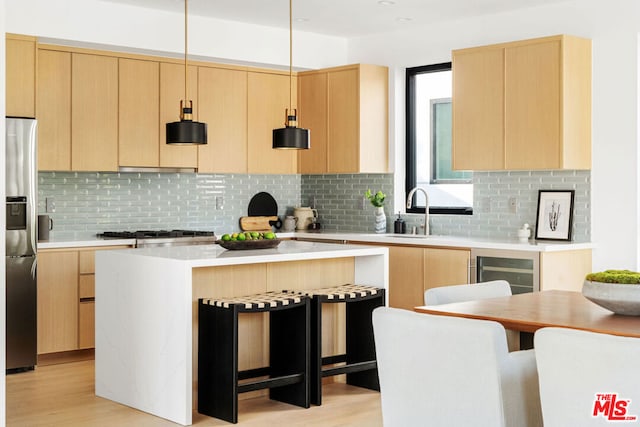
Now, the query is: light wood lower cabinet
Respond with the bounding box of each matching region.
[37,251,79,354]
[37,245,130,355]
[388,246,470,310]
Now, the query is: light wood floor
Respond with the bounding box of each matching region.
[6,360,383,426]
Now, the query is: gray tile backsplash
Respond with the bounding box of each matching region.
[301,170,590,242]
[39,169,590,242]
[38,172,301,239]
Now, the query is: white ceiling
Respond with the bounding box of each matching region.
[102,0,574,38]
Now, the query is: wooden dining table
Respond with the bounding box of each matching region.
[414,290,640,339]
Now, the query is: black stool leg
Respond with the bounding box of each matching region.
[309,296,323,405]
[346,293,385,391]
[198,304,240,424]
[270,301,310,408]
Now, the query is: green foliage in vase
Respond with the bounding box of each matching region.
[585,270,640,284]
[365,189,386,207]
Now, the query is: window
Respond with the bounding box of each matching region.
[406,63,473,215]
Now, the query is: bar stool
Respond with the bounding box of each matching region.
[198,291,310,424]
[292,284,385,405]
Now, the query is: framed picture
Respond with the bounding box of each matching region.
[535,190,575,241]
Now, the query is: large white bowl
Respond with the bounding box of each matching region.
[582,280,640,316]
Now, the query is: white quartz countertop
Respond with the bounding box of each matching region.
[38,237,135,249]
[293,231,593,252]
[99,239,388,268]
[38,230,592,252]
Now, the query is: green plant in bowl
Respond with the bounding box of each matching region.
[583,270,640,315]
[585,270,640,284]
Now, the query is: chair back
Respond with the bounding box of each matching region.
[535,327,640,427]
[373,307,540,427]
[424,280,511,305]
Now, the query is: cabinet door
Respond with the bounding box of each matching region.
[388,246,425,310]
[198,67,248,173]
[159,62,199,168]
[37,251,79,354]
[78,301,95,349]
[327,68,359,173]
[247,72,297,174]
[452,47,504,170]
[37,49,72,171]
[119,58,160,167]
[505,40,561,169]
[358,64,389,173]
[6,35,36,118]
[71,53,118,171]
[297,72,328,174]
[423,248,470,291]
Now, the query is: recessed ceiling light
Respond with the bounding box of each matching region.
[378,1,395,5]
[396,17,412,22]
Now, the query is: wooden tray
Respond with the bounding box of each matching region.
[217,238,281,251]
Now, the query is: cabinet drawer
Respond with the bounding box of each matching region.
[79,275,95,299]
[79,250,96,274]
[78,301,95,349]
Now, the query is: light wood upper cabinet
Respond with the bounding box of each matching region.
[6,34,36,118]
[297,72,328,174]
[119,58,160,167]
[37,49,72,171]
[452,35,591,171]
[37,251,79,354]
[71,53,119,171]
[159,62,199,168]
[298,64,388,174]
[451,48,504,170]
[198,66,248,173]
[247,71,298,174]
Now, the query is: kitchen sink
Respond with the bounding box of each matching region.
[384,233,433,239]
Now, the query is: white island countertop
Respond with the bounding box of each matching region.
[116,239,387,267]
[95,240,388,426]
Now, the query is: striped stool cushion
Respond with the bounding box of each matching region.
[294,284,383,302]
[201,291,306,312]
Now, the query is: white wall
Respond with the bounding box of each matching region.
[1,0,7,422]
[348,0,640,271]
[5,0,348,70]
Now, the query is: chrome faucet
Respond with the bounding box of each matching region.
[406,187,429,235]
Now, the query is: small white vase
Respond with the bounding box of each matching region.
[374,206,386,234]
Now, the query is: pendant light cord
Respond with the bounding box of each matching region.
[289,0,293,113]
[184,0,188,102]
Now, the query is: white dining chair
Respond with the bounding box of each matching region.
[424,280,520,351]
[372,307,542,427]
[424,280,512,305]
[535,327,640,427]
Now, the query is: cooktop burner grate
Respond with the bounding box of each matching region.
[99,230,216,239]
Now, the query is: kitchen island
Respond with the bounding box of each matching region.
[94,240,388,425]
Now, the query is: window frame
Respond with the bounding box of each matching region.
[405,63,473,215]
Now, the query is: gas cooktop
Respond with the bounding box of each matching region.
[98,230,215,239]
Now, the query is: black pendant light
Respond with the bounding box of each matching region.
[166,0,207,145]
[272,0,309,150]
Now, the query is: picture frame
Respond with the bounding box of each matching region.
[535,190,575,241]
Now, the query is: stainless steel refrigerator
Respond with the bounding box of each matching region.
[6,117,37,372]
